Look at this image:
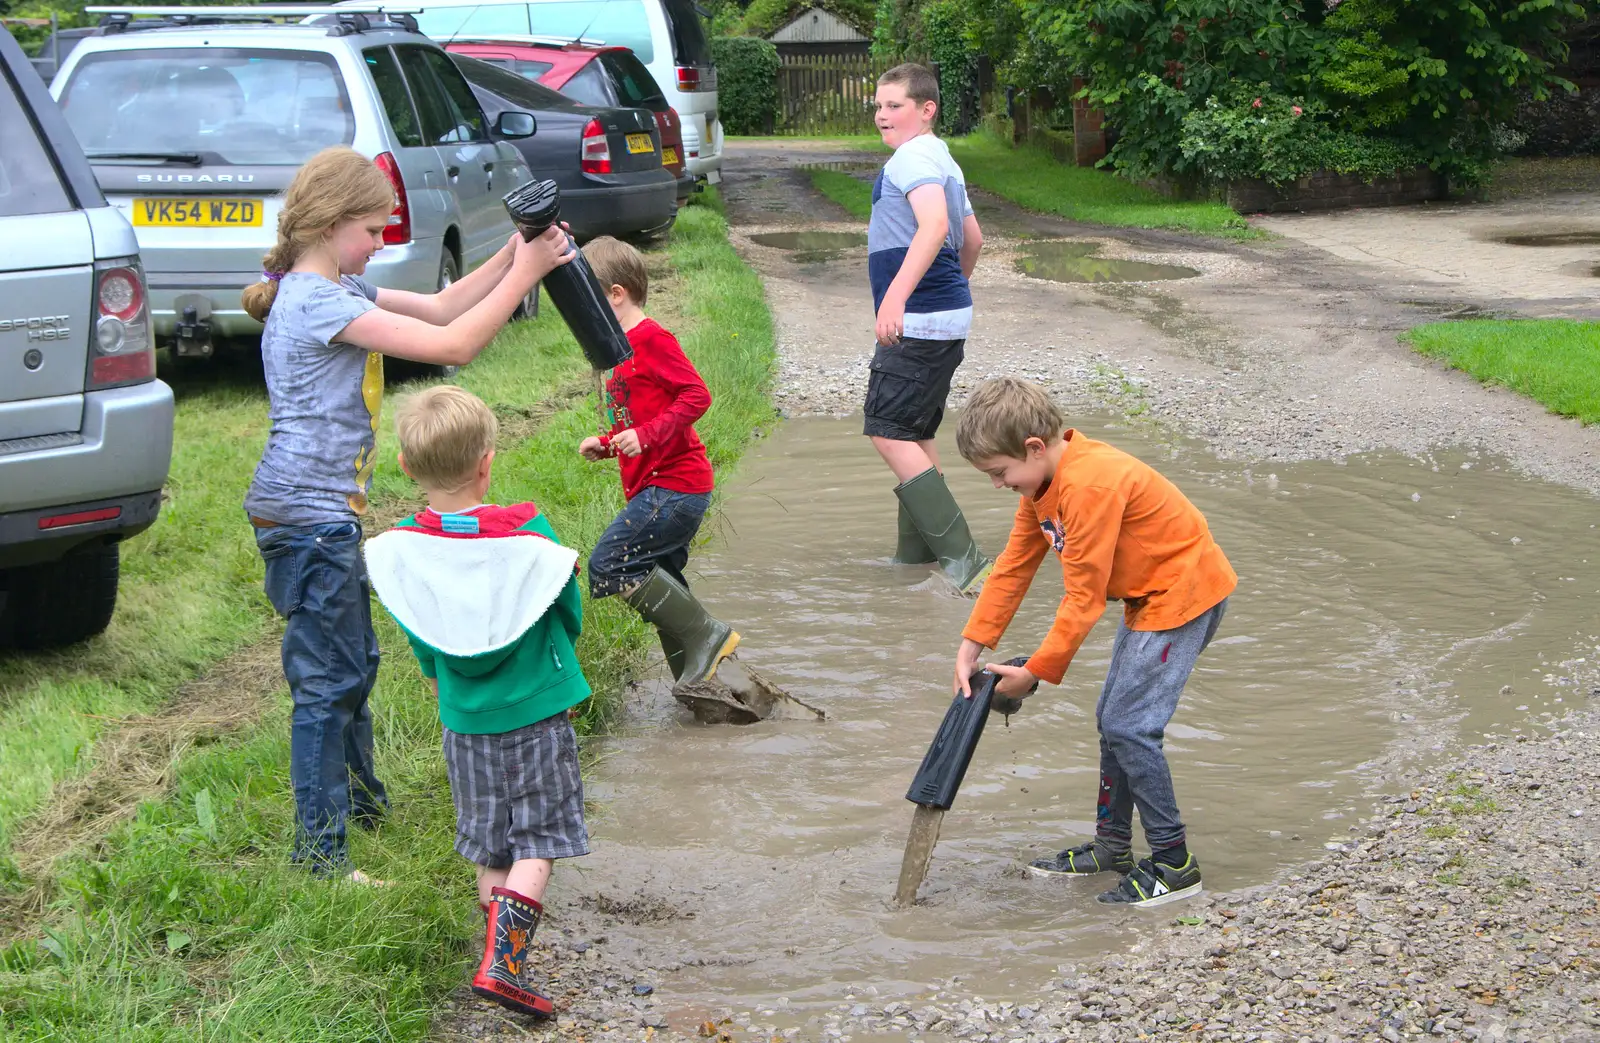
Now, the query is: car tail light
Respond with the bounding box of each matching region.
[373,151,410,244]
[88,257,153,390]
[580,118,611,174]
[675,65,703,91]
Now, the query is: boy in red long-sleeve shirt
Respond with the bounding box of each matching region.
[578,237,739,687]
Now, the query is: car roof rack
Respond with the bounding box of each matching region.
[85,5,423,36]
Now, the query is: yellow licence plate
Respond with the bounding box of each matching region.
[134,198,262,227]
[625,132,654,155]
[662,147,679,166]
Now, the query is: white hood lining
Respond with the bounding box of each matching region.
[364,529,579,658]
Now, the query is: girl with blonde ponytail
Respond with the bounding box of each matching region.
[242,146,572,882]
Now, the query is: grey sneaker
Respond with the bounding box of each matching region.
[1096,854,1203,907]
[1027,841,1134,878]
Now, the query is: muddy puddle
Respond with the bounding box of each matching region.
[749,230,869,263]
[1495,230,1600,247]
[1017,241,1198,284]
[567,414,1600,1018]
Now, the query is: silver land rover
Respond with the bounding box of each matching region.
[1,24,173,649]
[48,6,539,372]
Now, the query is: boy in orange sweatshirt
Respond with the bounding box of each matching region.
[952,377,1236,906]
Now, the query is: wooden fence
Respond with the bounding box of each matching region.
[776,52,891,136]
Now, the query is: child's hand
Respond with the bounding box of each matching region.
[875,295,906,346]
[579,436,608,460]
[986,661,1038,700]
[953,637,985,697]
[513,225,575,281]
[610,428,644,457]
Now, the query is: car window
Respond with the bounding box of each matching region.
[364,46,423,148]
[599,51,666,109]
[0,64,73,217]
[396,45,483,144]
[421,48,490,142]
[450,53,579,111]
[58,48,353,165]
[660,0,711,66]
[561,61,612,106]
[480,57,555,82]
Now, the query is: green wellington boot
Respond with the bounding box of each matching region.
[893,500,937,564]
[895,467,992,595]
[625,567,741,686]
[659,632,686,681]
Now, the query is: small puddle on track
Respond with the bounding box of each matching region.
[570,414,1600,1016]
[750,230,869,264]
[1017,241,1199,284]
[1495,231,1600,248]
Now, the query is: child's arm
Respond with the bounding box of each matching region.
[1023,486,1125,685]
[955,498,1050,693]
[959,212,983,279]
[336,227,572,366]
[372,235,517,325]
[876,184,949,346]
[615,332,710,454]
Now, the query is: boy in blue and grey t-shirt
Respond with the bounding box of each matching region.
[866,62,989,594]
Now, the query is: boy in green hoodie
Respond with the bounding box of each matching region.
[364,385,589,1020]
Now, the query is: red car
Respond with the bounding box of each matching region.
[445,39,696,209]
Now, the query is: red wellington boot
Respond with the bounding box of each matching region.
[471,886,554,1017]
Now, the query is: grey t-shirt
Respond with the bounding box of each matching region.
[244,272,383,525]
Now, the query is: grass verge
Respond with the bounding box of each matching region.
[801,128,1255,238]
[1403,319,1600,425]
[807,167,874,221]
[947,130,1258,239]
[0,189,779,1039]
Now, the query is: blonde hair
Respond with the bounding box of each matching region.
[241,146,395,321]
[879,63,940,111]
[394,386,499,493]
[955,377,1065,463]
[581,235,648,305]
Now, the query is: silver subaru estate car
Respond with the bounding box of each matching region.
[0,24,173,649]
[49,6,538,372]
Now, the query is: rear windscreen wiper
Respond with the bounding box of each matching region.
[85,151,203,165]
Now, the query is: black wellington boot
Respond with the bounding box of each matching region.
[471,886,553,1017]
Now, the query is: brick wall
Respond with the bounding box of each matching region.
[1225,166,1448,214]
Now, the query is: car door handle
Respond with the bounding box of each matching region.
[447,165,460,178]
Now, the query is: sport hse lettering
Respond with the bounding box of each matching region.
[139,199,258,224]
[134,173,256,183]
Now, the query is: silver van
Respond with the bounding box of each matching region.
[49,7,538,369]
[0,24,173,649]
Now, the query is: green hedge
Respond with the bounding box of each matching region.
[711,36,780,136]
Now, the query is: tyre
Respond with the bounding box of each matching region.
[512,283,539,322]
[384,250,462,383]
[1,541,120,650]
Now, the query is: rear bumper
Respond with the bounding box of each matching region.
[563,178,678,241]
[0,380,173,567]
[144,236,447,340]
[683,116,723,182]
[0,491,164,568]
[675,172,698,205]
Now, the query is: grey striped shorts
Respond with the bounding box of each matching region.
[442,712,590,867]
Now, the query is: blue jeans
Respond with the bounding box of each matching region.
[255,519,388,871]
[587,487,712,598]
[1094,598,1228,855]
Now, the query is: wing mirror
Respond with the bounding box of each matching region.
[495,111,537,138]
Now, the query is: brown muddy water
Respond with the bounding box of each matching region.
[749,231,870,264]
[568,414,1600,1017]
